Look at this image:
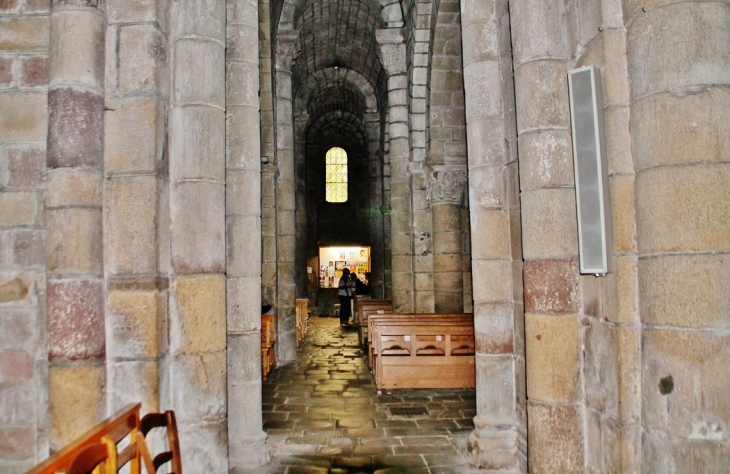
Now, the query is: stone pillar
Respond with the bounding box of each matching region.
[46,0,106,449]
[104,0,169,420]
[628,3,730,470]
[166,2,227,471]
[428,167,466,313]
[460,0,526,470]
[376,28,412,312]
[226,0,270,469]
[273,30,299,363]
[365,113,385,298]
[294,116,308,298]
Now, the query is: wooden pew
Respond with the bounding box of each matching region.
[367,312,473,369]
[295,298,309,347]
[356,299,393,347]
[261,314,276,380]
[371,316,475,391]
[27,403,141,474]
[27,403,183,474]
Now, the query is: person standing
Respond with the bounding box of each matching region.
[338,268,354,326]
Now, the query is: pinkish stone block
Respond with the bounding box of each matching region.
[0,350,32,383]
[7,147,45,188]
[524,259,579,314]
[0,0,19,14]
[0,56,13,87]
[24,0,50,12]
[19,55,48,88]
[48,279,105,360]
[48,87,104,169]
[0,426,33,459]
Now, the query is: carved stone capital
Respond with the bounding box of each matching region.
[428,167,467,205]
[376,28,406,75]
[275,30,300,71]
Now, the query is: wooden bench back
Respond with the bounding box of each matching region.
[27,403,141,474]
[357,300,393,345]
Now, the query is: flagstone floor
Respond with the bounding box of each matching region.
[245,316,479,474]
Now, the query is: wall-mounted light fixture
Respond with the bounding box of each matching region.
[261,156,269,164]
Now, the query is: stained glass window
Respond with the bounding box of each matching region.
[326,147,348,203]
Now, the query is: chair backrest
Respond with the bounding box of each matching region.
[138,411,182,474]
[65,437,117,474]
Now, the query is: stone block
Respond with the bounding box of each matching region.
[227,23,258,63]
[514,59,570,132]
[517,129,573,189]
[474,302,514,354]
[170,0,225,40]
[639,253,729,328]
[642,328,730,437]
[466,117,507,168]
[7,146,45,189]
[47,207,102,275]
[227,215,261,278]
[226,276,260,333]
[471,210,510,259]
[119,24,166,94]
[11,229,45,267]
[226,169,260,216]
[19,55,48,88]
[461,20,498,66]
[171,274,226,354]
[46,169,102,207]
[106,289,159,358]
[49,365,104,448]
[47,87,104,169]
[463,60,502,121]
[226,58,258,108]
[601,30,630,106]
[0,308,34,352]
[527,403,584,473]
[633,89,729,171]
[170,351,226,422]
[0,55,13,88]
[0,16,49,52]
[50,10,104,87]
[105,176,157,275]
[472,259,511,303]
[628,3,730,99]
[0,192,37,227]
[107,360,159,414]
[0,273,32,306]
[0,91,47,141]
[170,181,225,274]
[584,320,618,415]
[227,333,261,383]
[468,165,504,210]
[474,354,518,424]
[0,426,33,460]
[177,418,228,473]
[526,314,581,403]
[617,326,640,423]
[173,39,224,106]
[609,174,636,254]
[613,255,638,325]
[604,106,632,175]
[108,0,167,26]
[226,105,262,170]
[636,164,730,253]
[170,107,225,183]
[510,0,566,64]
[104,96,162,174]
[642,427,730,473]
[0,350,32,384]
[48,279,104,360]
[521,188,578,259]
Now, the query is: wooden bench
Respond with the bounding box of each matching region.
[27,403,182,474]
[261,314,276,380]
[356,299,393,347]
[371,315,475,391]
[367,312,473,369]
[295,298,309,347]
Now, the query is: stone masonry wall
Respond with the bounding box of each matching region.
[0,0,50,470]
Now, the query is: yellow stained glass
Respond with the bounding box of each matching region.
[326,147,348,203]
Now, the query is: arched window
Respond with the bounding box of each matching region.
[325,147,348,203]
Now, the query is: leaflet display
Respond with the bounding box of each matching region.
[318,246,370,288]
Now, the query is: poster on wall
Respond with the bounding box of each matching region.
[318,246,370,288]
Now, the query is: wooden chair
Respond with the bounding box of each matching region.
[136,410,183,474]
[65,436,117,474]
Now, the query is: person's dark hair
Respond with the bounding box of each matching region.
[342,268,350,276]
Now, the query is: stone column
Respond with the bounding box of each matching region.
[376,28,412,312]
[460,0,526,470]
[628,3,730,470]
[103,0,169,420]
[294,116,309,298]
[428,167,466,313]
[46,0,106,449]
[166,2,227,471]
[365,113,385,298]
[272,30,299,362]
[226,0,270,469]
